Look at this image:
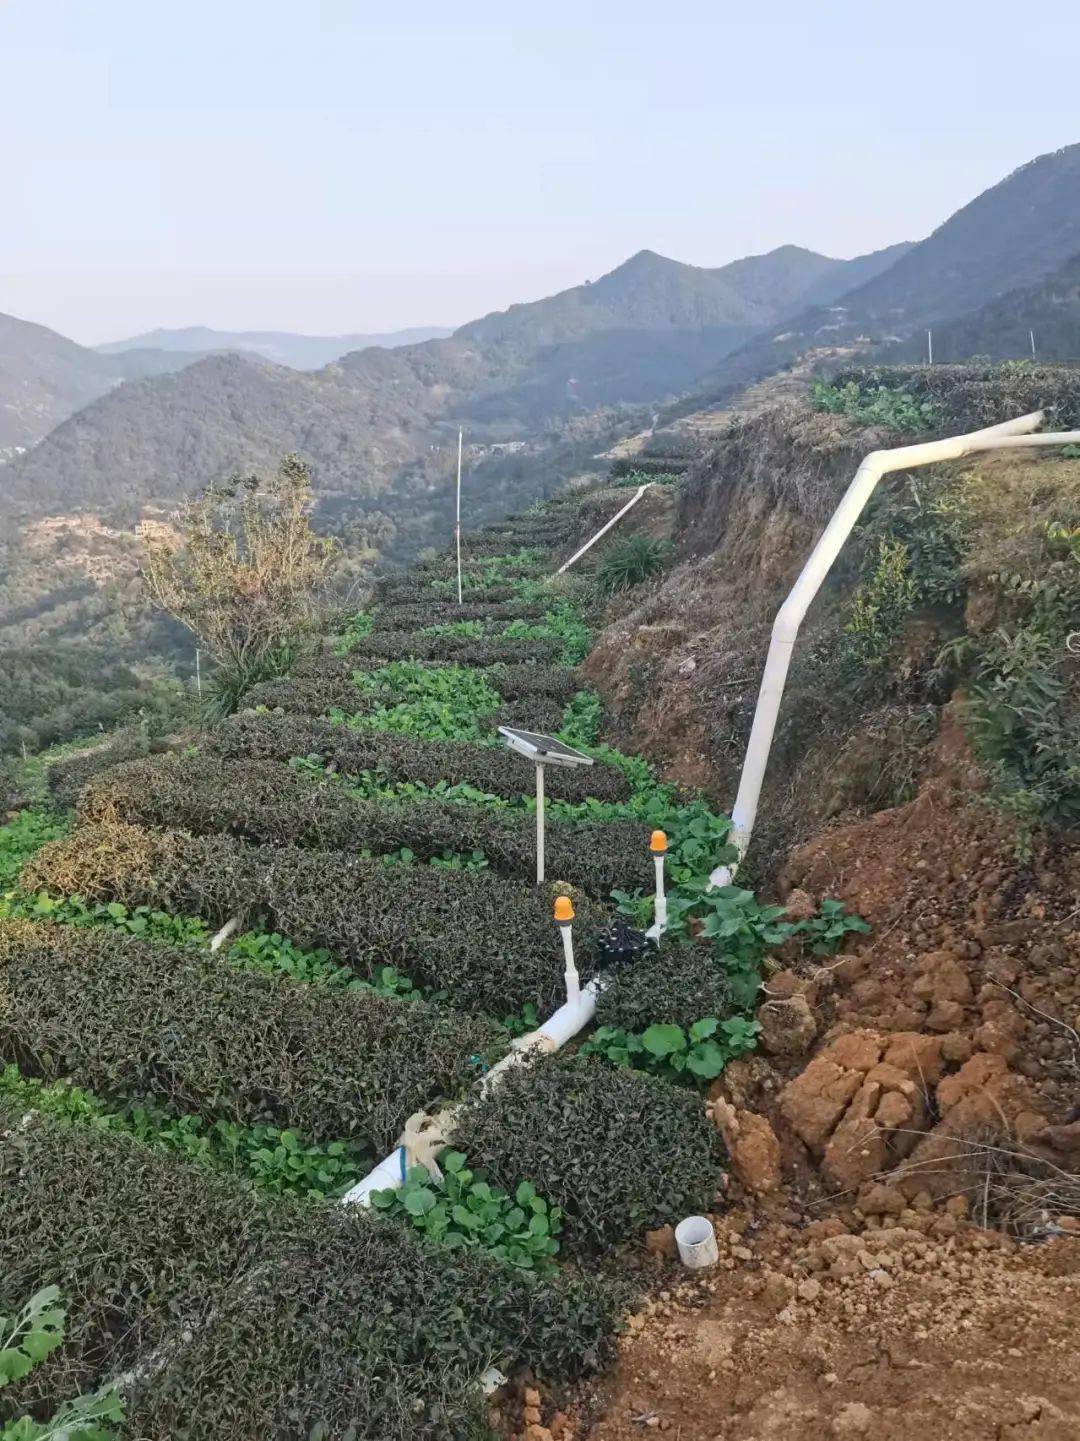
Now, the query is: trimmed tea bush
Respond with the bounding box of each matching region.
[376,577,519,606]
[0,918,496,1151]
[46,727,150,809]
[24,826,607,1013]
[595,944,735,1032]
[374,598,549,629]
[451,1054,725,1258]
[207,712,633,804]
[81,755,653,895]
[0,1109,628,1439]
[348,631,561,666]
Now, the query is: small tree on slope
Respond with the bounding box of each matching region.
[142,455,337,715]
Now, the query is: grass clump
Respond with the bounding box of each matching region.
[597,535,668,593]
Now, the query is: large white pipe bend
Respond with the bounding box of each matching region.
[711,410,1080,885]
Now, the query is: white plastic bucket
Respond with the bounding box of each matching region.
[675,1215,718,1270]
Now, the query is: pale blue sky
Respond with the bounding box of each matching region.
[3,0,1078,345]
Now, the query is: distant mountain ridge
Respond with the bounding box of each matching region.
[99,324,454,371]
[0,240,918,531]
[684,141,1080,411]
[456,243,911,348]
[0,311,205,459]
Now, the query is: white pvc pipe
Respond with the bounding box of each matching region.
[209,917,240,952]
[553,484,652,576]
[710,411,1080,886]
[535,762,545,884]
[342,978,603,1208]
[652,851,667,931]
[559,920,580,1006]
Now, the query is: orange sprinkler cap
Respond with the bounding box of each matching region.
[650,829,668,854]
[553,896,575,923]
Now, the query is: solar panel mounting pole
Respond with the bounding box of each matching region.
[535,762,545,883]
[455,427,464,605]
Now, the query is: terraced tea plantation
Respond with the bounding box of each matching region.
[0,486,856,1439]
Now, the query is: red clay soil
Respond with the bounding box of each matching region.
[578,1215,1080,1441]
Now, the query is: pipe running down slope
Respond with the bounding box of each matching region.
[710,409,1080,886]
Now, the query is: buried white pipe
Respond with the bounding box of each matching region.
[709,410,1080,887]
[342,831,676,1209]
[552,483,652,577]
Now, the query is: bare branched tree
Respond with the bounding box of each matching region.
[142,455,337,712]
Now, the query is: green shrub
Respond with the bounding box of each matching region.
[80,755,654,897]
[0,1107,273,1424]
[595,944,737,1032]
[0,918,496,1152]
[597,536,668,593]
[371,1152,563,1273]
[844,537,919,669]
[24,827,607,1014]
[450,1054,725,1258]
[208,711,634,805]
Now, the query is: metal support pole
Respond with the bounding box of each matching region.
[927,329,933,366]
[455,428,464,605]
[535,761,545,883]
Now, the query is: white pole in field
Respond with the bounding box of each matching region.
[1030,329,1037,360]
[455,428,464,605]
[195,647,202,698]
[535,762,545,884]
[927,329,933,366]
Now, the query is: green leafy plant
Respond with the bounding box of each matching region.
[421,619,487,638]
[796,897,871,954]
[339,661,504,742]
[597,535,669,593]
[334,609,374,653]
[371,1152,563,1272]
[0,811,70,890]
[0,1065,369,1202]
[559,689,603,748]
[0,1286,124,1440]
[844,537,919,670]
[582,1016,761,1085]
[811,378,942,433]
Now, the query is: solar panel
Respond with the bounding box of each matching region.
[497,726,595,768]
